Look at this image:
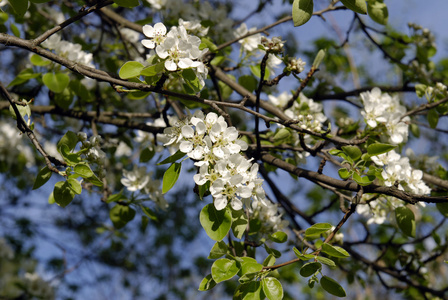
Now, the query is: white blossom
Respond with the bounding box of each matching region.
[234,23,261,52]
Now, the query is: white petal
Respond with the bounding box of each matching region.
[181,125,195,138]
[154,22,167,35]
[165,60,177,71]
[179,141,193,153]
[214,196,228,210]
[141,39,155,49]
[230,198,243,210]
[142,25,155,38]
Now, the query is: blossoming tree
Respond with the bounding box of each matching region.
[0,0,447,299]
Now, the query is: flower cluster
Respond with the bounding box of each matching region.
[360,88,410,145]
[371,150,431,195]
[287,57,306,74]
[141,22,208,87]
[160,110,285,227]
[234,23,261,52]
[121,165,168,209]
[356,194,402,225]
[0,121,35,168]
[261,36,284,54]
[77,132,106,177]
[42,34,94,67]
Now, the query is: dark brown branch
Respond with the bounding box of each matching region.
[0,82,65,173]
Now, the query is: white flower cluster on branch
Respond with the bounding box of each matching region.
[42,34,94,68]
[141,22,208,87]
[160,111,287,231]
[360,88,410,145]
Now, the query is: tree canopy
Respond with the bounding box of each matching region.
[0,0,447,299]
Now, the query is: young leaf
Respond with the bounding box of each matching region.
[57,131,79,152]
[162,162,181,194]
[320,275,347,297]
[33,166,52,190]
[231,209,248,239]
[316,256,336,267]
[367,143,396,156]
[367,0,388,25]
[109,204,136,229]
[263,254,276,267]
[300,262,322,277]
[312,49,326,68]
[140,205,158,221]
[234,281,265,300]
[211,258,239,283]
[341,145,362,161]
[321,243,350,258]
[42,72,70,93]
[67,178,82,195]
[140,147,155,163]
[427,109,439,128]
[262,277,284,300]
[198,274,216,291]
[292,0,314,27]
[395,206,416,237]
[9,0,28,17]
[157,150,185,165]
[305,223,332,237]
[199,204,232,241]
[119,61,144,79]
[340,0,367,14]
[53,181,75,208]
[338,168,351,180]
[74,163,94,178]
[30,54,51,66]
[269,231,288,243]
[208,240,228,259]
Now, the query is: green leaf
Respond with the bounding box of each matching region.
[292,0,314,27]
[338,168,351,180]
[262,277,284,300]
[182,69,202,93]
[231,209,248,239]
[157,150,185,165]
[199,204,232,241]
[269,231,288,243]
[436,202,448,217]
[140,205,158,221]
[86,173,104,187]
[198,274,216,291]
[119,61,145,79]
[238,75,258,93]
[427,109,439,128]
[110,204,136,229]
[208,241,228,259]
[263,254,276,267]
[10,23,20,37]
[140,147,155,163]
[74,163,94,178]
[352,173,374,186]
[42,72,70,93]
[59,144,81,166]
[415,84,427,98]
[8,68,40,87]
[367,0,388,25]
[8,0,28,17]
[316,256,336,267]
[211,258,239,283]
[67,178,82,195]
[300,262,322,277]
[234,281,265,300]
[162,162,181,194]
[53,181,75,207]
[305,223,332,237]
[140,62,165,76]
[367,143,396,156]
[273,128,291,141]
[341,145,362,161]
[312,49,326,68]
[340,0,367,14]
[107,190,127,203]
[113,0,139,8]
[321,243,350,258]
[30,54,51,66]
[48,192,55,204]
[33,166,52,190]
[395,206,416,237]
[320,275,346,297]
[238,257,263,276]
